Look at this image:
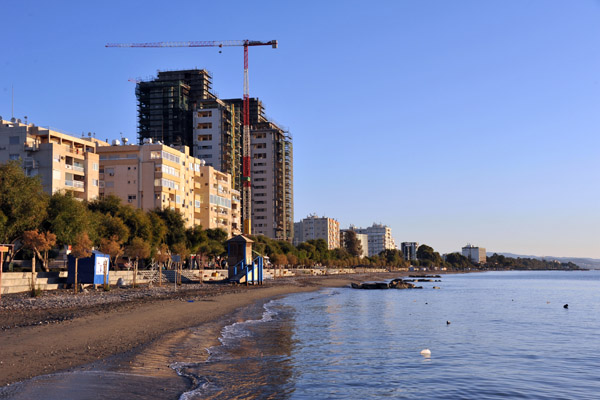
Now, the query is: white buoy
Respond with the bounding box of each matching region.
[420,349,431,357]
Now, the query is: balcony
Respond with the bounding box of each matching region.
[65,180,84,189]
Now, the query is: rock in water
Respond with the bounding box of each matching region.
[564,304,569,309]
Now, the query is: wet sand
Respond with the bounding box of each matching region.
[0,274,396,387]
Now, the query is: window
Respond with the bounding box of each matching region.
[254,132,266,139]
[105,168,114,176]
[92,179,99,187]
[198,145,212,150]
[161,151,180,164]
[150,151,161,159]
[175,195,181,204]
[53,155,60,163]
[9,154,19,160]
[253,162,266,167]
[128,195,136,202]
[199,154,212,158]
[195,200,201,208]
[209,194,231,208]
[197,134,212,142]
[93,163,99,171]
[254,153,267,159]
[9,136,20,145]
[105,181,114,188]
[255,178,266,182]
[197,110,212,118]
[254,143,266,149]
[196,122,212,130]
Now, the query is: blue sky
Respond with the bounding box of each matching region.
[1,0,599,258]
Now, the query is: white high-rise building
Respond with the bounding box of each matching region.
[462,244,486,264]
[351,223,397,257]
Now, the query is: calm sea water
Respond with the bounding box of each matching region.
[179,270,600,399]
[2,271,599,399]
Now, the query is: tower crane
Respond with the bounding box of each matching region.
[106,40,278,236]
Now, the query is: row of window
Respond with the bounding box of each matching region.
[209,194,231,209]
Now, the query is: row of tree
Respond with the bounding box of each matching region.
[0,161,580,272]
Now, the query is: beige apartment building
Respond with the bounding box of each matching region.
[97,141,240,235]
[294,215,340,250]
[0,117,106,200]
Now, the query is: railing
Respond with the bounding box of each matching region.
[65,180,84,188]
[73,165,84,172]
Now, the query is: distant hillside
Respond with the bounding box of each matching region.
[487,252,600,270]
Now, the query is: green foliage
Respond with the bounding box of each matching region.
[0,161,48,249]
[44,192,90,246]
[487,253,581,270]
[444,252,472,270]
[153,208,187,247]
[344,230,364,257]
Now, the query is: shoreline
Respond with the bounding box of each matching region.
[0,273,398,387]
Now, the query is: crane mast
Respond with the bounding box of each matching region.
[106,39,278,236]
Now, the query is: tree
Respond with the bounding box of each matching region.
[44,192,90,247]
[99,236,124,269]
[153,208,187,247]
[344,231,364,258]
[125,237,150,288]
[94,214,130,244]
[417,244,435,261]
[0,161,48,261]
[154,243,170,286]
[22,230,57,272]
[71,232,92,294]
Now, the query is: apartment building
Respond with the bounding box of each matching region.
[401,242,419,261]
[97,141,240,235]
[340,229,369,258]
[137,69,215,149]
[351,223,397,257]
[192,98,241,190]
[0,117,105,200]
[462,244,486,264]
[294,215,340,250]
[250,121,294,241]
[136,71,294,240]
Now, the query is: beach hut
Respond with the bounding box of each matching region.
[226,235,263,285]
[67,251,110,285]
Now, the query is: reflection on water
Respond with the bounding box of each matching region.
[176,300,297,400]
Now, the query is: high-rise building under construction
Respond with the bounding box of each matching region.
[136,69,293,241]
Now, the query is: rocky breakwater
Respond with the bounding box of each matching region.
[351,278,423,290]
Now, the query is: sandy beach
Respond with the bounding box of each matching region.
[0,273,399,387]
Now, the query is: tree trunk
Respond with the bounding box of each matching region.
[133,259,137,288]
[74,258,79,294]
[31,255,36,291]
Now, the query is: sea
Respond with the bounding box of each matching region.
[2,270,599,399]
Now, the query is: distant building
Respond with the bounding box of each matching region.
[0,117,106,201]
[401,242,419,261]
[97,141,240,236]
[351,223,397,257]
[294,215,340,250]
[462,244,486,264]
[340,229,369,258]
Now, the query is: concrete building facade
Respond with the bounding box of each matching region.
[192,98,241,190]
[0,117,106,201]
[401,242,419,261]
[294,215,340,250]
[97,141,240,235]
[351,223,397,257]
[462,244,486,264]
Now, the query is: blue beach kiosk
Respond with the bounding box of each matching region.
[67,251,110,285]
[226,235,263,285]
